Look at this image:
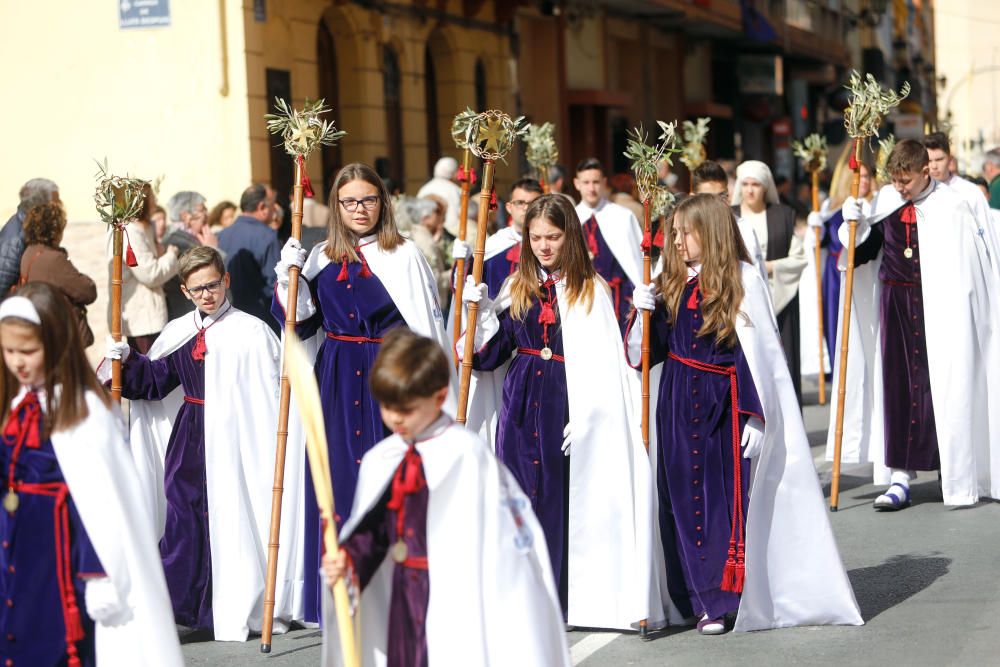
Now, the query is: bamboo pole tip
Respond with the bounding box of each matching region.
[830,506,838,513]
[260,644,272,654]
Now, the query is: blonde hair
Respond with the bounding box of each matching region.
[657,194,749,348]
[508,195,595,320]
[325,163,404,261]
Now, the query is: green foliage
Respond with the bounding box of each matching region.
[679,117,711,170]
[523,122,559,171]
[624,121,681,204]
[843,70,909,139]
[791,133,828,173]
[93,158,148,227]
[264,97,347,158]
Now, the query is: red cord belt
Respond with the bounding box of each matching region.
[517,347,565,363]
[882,279,917,288]
[667,352,746,593]
[15,481,86,666]
[183,396,204,405]
[326,333,384,344]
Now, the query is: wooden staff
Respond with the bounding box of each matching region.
[812,170,826,406]
[638,196,652,641]
[540,165,551,194]
[452,149,473,365]
[109,224,124,403]
[456,160,496,424]
[284,333,360,667]
[829,139,862,512]
[261,157,306,652]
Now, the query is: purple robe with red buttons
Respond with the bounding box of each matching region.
[118,336,213,629]
[471,295,570,611]
[630,280,763,620]
[819,211,845,364]
[482,245,519,300]
[271,258,406,623]
[0,401,103,666]
[853,206,940,471]
[583,216,634,324]
[341,453,430,667]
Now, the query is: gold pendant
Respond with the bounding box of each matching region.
[391,540,408,563]
[540,347,553,361]
[3,491,19,514]
[903,247,913,259]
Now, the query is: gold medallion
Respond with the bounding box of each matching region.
[903,247,913,259]
[3,491,18,514]
[540,347,553,361]
[391,540,408,563]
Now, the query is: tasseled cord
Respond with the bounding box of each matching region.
[336,248,373,281]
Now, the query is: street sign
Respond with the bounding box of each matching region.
[119,0,170,30]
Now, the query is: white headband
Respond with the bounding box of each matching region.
[0,296,41,325]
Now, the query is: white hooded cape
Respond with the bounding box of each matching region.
[279,238,457,414]
[121,304,304,640]
[575,199,644,288]
[461,275,675,630]
[824,182,1000,505]
[321,422,570,667]
[51,391,183,666]
[628,264,862,630]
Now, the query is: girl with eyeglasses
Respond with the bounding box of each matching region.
[272,162,455,625]
[458,194,664,631]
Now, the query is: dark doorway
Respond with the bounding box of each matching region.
[425,46,441,175]
[266,68,294,222]
[316,20,343,201]
[383,45,404,188]
[474,58,487,112]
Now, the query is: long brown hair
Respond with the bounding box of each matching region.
[324,163,404,261]
[509,194,595,320]
[0,282,110,437]
[657,194,749,348]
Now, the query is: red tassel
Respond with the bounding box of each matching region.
[538,300,556,325]
[469,167,477,186]
[686,280,700,310]
[585,216,600,257]
[640,229,652,253]
[191,328,208,361]
[720,542,746,593]
[358,252,372,278]
[68,654,81,667]
[900,203,916,223]
[653,227,664,249]
[489,191,498,211]
[505,243,521,272]
[539,174,547,190]
[336,257,350,281]
[124,228,138,267]
[298,155,314,198]
[64,602,85,642]
[848,138,859,171]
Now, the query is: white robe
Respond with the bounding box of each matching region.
[461,275,675,630]
[824,182,1000,505]
[117,304,305,640]
[321,422,570,667]
[49,390,183,666]
[944,173,1000,275]
[626,264,862,630]
[575,199,643,288]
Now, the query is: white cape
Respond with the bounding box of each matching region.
[122,305,304,640]
[462,276,675,630]
[824,182,1000,505]
[575,199,643,288]
[52,391,183,666]
[321,423,570,667]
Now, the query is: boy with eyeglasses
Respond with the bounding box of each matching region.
[101,246,303,640]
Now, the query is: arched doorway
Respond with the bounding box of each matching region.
[382,44,404,190]
[424,45,441,175]
[316,19,343,201]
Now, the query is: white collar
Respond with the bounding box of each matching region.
[507,226,523,242]
[687,263,702,280]
[194,300,232,329]
[911,180,936,206]
[10,385,47,412]
[577,198,608,217]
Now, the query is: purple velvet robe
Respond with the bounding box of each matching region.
[582,215,634,324]
[482,244,519,300]
[0,397,103,666]
[342,448,430,667]
[471,290,570,611]
[119,337,213,629]
[271,258,405,623]
[853,207,940,470]
[819,211,845,364]
[631,280,763,620]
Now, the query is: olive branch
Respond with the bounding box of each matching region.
[679,117,711,171]
[843,70,909,140]
[94,158,148,228]
[791,133,828,173]
[624,120,681,205]
[265,97,347,158]
[523,122,559,175]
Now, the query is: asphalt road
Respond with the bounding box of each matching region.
[181,379,1000,666]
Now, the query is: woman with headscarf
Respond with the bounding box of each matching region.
[732,160,806,402]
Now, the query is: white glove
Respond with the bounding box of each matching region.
[561,423,572,457]
[462,275,487,305]
[105,336,131,363]
[85,577,133,627]
[275,237,307,284]
[837,196,872,248]
[632,282,658,312]
[451,239,471,261]
[841,196,866,224]
[806,212,824,228]
[741,417,765,459]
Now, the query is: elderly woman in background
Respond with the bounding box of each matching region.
[409,195,451,307]
[162,190,215,319]
[109,183,180,353]
[20,201,98,346]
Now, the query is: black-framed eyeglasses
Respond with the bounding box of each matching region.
[184,279,224,297]
[339,196,380,212]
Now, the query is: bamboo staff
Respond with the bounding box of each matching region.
[830,72,908,512]
[283,333,360,667]
[260,98,346,652]
[456,110,525,424]
[451,108,477,364]
[624,122,680,640]
[94,160,147,403]
[792,133,830,406]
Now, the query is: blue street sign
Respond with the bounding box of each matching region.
[119,0,170,30]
